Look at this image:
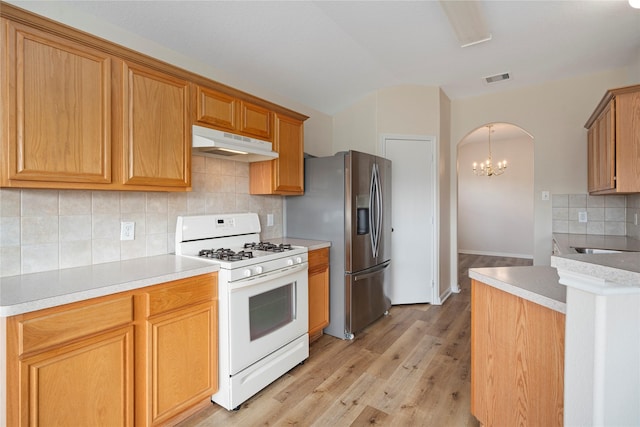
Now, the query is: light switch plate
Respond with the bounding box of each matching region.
[541,191,550,201]
[578,212,588,223]
[267,214,274,227]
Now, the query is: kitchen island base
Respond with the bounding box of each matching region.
[471,277,564,427]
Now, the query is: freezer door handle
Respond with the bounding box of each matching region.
[352,261,390,282]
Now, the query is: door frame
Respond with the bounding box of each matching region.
[380,133,440,304]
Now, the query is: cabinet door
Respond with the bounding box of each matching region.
[148,302,217,424]
[596,101,615,192]
[250,114,304,195]
[2,19,111,187]
[17,327,134,427]
[613,91,640,193]
[239,101,273,141]
[587,126,597,193]
[194,85,237,131]
[120,62,190,189]
[274,114,304,194]
[308,248,330,340]
[140,273,218,426]
[587,100,615,194]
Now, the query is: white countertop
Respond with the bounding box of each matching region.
[469,266,565,313]
[270,237,331,252]
[552,233,640,293]
[0,255,219,317]
[553,233,640,254]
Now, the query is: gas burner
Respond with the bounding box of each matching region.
[243,242,293,252]
[199,248,254,262]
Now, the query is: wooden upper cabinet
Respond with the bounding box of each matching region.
[117,62,191,189]
[1,18,112,187]
[250,113,304,195]
[239,101,272,141]
[194,85,237,131]
[585,85,640,194]
[194,84,273,141]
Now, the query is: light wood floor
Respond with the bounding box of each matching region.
[179,254,532,427]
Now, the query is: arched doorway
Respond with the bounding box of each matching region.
[457,123,534,265]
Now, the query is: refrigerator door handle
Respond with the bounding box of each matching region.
[369,162,382,258]
[369,165,378,257]
[375,163,383,257]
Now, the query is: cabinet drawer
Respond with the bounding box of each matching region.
[147,273,217,317]
[17,295,133,355]
[309,247,329,269]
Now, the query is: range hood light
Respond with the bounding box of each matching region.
[216,147,249,155]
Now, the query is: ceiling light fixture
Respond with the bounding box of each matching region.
[473,124,507,177]
[439,0,492,47]
[630,0,640,9]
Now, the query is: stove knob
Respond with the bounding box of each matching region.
[243,269,252,278]
[255,266,264,274]
[295,256,303,264]
[286,259,294,266]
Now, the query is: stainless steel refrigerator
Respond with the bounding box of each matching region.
[286,150,392,340]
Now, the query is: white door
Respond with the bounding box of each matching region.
[382,136,436,304]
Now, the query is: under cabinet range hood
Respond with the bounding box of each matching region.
[192,125,278,162]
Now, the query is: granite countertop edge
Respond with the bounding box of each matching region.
[469,266,566,314]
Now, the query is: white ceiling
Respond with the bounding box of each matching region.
[13,1,640,115]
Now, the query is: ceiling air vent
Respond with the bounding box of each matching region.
[484,72,511,85]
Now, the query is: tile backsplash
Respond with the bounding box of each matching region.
[0,155,283,277]
[628,194,640,240]
[552,193,640,238]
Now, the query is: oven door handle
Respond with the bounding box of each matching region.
[229,262,309,291]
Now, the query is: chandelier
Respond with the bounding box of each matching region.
[472,124,507,177]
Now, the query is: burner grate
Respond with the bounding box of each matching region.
[199,248,254,261]
[243,242,293,252]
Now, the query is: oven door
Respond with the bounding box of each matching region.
[228,262,308,375]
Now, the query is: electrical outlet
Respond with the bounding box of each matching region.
[578,212,588,223]
[267,214,274,227]
[635,213,639,226]
[120,221,135,240]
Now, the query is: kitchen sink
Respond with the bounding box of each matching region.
[573,247,623,254]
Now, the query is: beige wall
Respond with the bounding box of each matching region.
[438,90,452,298]
[450,68,630,267]
[458,134,535,257]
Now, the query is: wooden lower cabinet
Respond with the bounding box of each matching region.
[308,247,330,342]
[6,295,136,426]
[6,273,217,427]
[141,274,218,426]
[471,279,565,427]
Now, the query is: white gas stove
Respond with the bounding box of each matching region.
[175,213,309,410]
